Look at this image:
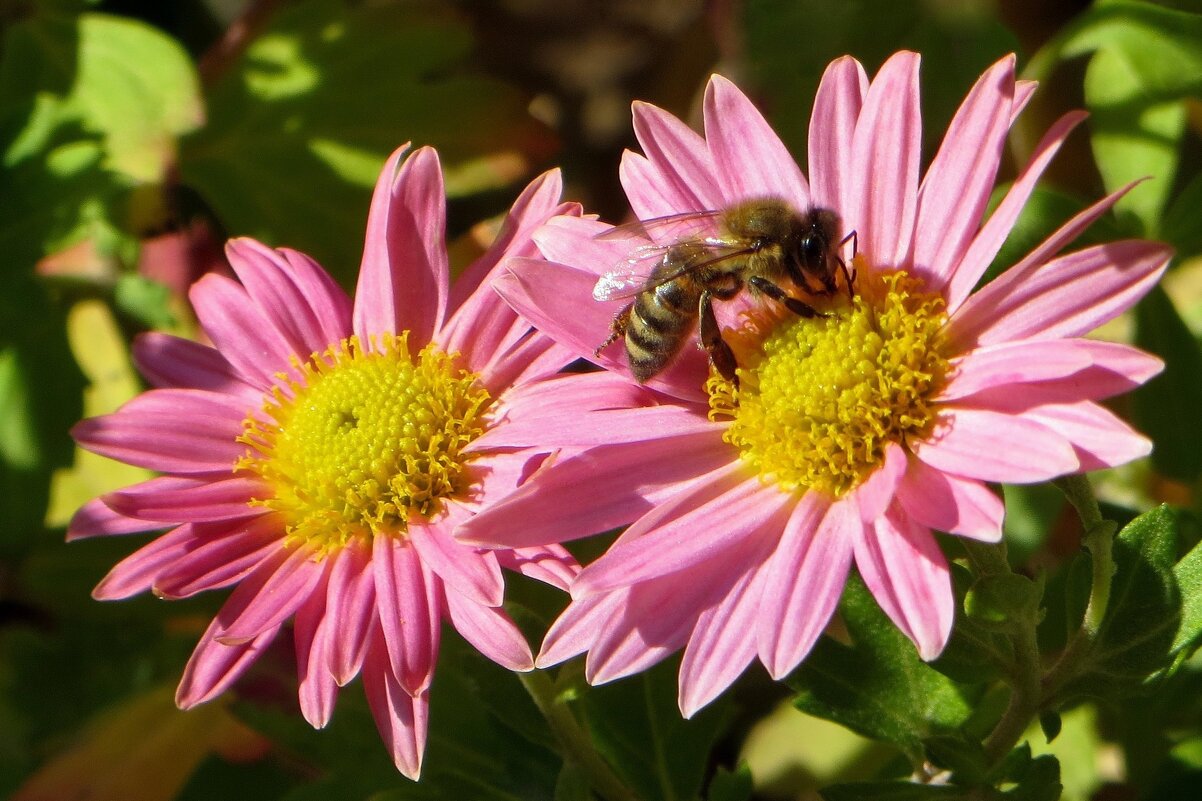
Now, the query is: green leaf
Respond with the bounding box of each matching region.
[1160,168,1202,260]
[179,0,547,282]
[1038,711,1062,744]
[819,781,970,801]
[579,659,731,801]
[1133,286,1202,482]
[788,574,974,763]
[965,574,1042,631]
[1054,505,1182,703]
[997,752,1062,801]
[707,763,754,801]
[923,734,989,785]
[1170,537,1202,659]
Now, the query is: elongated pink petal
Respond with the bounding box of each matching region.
[458,433,732,549]
[495,544,580,591]
[809,56,868,213]
[216,545,325,643]
[176,617,279,707]
[189,274,299,389]
[943,111,1087,312]
[947,241,1171,349]
[475,330,576,395]
[132,333,260,403]
[73,390,247,474]
[571,469,787,597]
[678,555,766,718]
[537,592,624,668]
[456,450,552,514]
[849,51,921,269]
[621,151,701,222]
[631,99,724,213]
[1011,80,1038,123]
[278,247,355,345]
[294,563,337,728]
[913,55,1015,293]
[93,524,197,600]
[362,638,428,779]
[443,587,534,671]
[408,522,503,608]
[757,493,854,679]
[324,541,376,685]
[940,339,1094,401]
[472,402,716,451]
[1024,401,1152,471]
[225,238,346,360]
[855,511,953,660]
[68,497,165,541]
[912,407,1078,482]
[853,442,907,523]
[153,515,284,599]
[103,475,261,522]
[895,457,1003,542]
[373,536,440,695]
[1064,340,1164,398]
[354,146,448,352]
[704,75,809,209]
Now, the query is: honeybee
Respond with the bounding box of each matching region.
[593,197,854,386]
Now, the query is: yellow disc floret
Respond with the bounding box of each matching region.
[707,267,951,498]
[237,334,491,554]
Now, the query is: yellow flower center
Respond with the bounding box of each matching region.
[237,334,491,554]
[707,266,951,498]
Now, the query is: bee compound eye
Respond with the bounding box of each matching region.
[801,235,826,268]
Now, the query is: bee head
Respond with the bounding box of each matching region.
[789,208,842,294]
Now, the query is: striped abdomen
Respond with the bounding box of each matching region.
[625,269,701,382]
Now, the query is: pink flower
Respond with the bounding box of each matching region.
[70,144,582,778]
[466,53,1172,716]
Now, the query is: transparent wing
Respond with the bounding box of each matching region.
[595,209,726,244]
[592,240,756,302]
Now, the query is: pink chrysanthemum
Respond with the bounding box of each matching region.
[70,144,582,778]
[464,52,1173,716]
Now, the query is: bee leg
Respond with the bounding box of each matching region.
[748,276,827,318]
[595,303,632,357]
[839,230,858,298]
[699,290,739,386]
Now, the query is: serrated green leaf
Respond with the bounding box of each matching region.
[788,575,974,762]
[923,734,989,785]
[706,763,754,801]
[179,0,547,282]
[1134,287,1202,482]
[1170,538,1202,658]
[579,659,730,801]
[1054,505,1181,703]
[1000,753,1061,801]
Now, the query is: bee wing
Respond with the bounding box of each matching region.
[592,240,756,302]
[595,209,725,244]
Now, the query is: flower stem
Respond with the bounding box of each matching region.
[518,670,640,801]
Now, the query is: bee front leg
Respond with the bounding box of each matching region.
[595,302,632,357]
[699,290,739,386]
[748,276,827,318]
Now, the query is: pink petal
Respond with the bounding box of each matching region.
[537,592,624,668]
[913,55,1015,294]
[943,111,1087,312]
[456,449,552,514]
[1023,401,1152,471]
[854,510,954,660]
[152,514,284,599]
[373,536,441,695]
[408,522,504,608]
[443,587,534,670]
[216,545,325,643]
[353,145,448,352]
[1011,80,1038,123]
[895,456,1003,542]
[704,75,809,209]
[457,432,732,550]
[362,640,428,779]
[67,497,164,541]
[176,617,280,708]
[620,152,702,222]
[853,442,907,523]
[947,241,1171,349]
[103,475,262,523]
[912,407,1079,482]
[678,555,766,718]
[808,55,868,213]
[532,214,639,278]
[225,238,347,360]
[849,51,921,269]
[72,390,248,474]
[294,563,337,728]
[93,524,197,600]
[278,247,355,346]
[475,331,576,396]
[940,339,1094,401]
[757,492,855,679]
[471,400,716,451]
[571,469,788,597]
[132,333,260,404]
[630,99,724,214]
[495,544,580,591]
[189,274,298,390]
[324,541,376,685]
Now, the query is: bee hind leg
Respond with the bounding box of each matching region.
[699,290,739,387]
[595,303,633,357]
[748,276,827,318]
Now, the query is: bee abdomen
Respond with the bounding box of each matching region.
[625,280,698,382]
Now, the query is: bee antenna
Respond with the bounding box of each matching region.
[839,256,855,299]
